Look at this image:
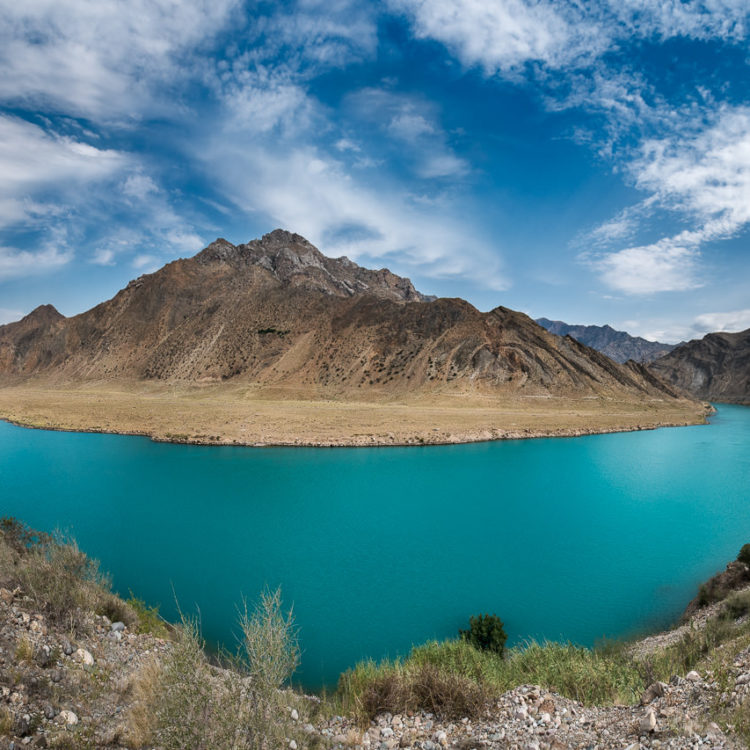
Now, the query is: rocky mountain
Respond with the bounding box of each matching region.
[0,229,692,403]
[536,318,676,363]
[649,328,750,404]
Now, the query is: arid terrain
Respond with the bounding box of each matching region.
[0,380,708,446]
[650,328,750,404]
[0,230,710,445]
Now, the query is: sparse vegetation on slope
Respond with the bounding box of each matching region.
[3,518,750,748]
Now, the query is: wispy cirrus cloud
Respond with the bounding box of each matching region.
[200,139,508,291]
[584,106,750,293]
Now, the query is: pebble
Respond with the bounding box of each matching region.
[74,647,94,666]
[58,709,78,726]
[640,707,657,733]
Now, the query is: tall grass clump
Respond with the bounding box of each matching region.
[138,614,246,749]
[0,517,131,632]
[233,587,302,748]
[129,587,302,750]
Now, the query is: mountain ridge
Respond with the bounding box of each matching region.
[0,229,708,446]
[535,317,676,364]
[0,230,686,401]
[648,328,750,404]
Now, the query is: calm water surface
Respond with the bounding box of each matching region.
[1,405,749,687]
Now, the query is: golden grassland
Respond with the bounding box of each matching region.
[0,379,710,446]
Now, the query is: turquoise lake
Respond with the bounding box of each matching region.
[1,404,749,688]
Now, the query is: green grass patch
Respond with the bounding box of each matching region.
[127,595,172,638]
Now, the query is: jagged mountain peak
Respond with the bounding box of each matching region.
[196,229,433,303]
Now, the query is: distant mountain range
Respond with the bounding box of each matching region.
[649,329,750,404]
[0,230,688,405]
[536,317,749,404]
[535,318,676,364]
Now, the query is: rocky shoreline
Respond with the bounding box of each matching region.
[0,413,712,449]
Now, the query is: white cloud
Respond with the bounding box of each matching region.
[0,244,73,281]
[586,106,750,293]
[91,248,116,266]
[607,0,749,42]
[335,138,361,152]
[0,0,239,120]
[623,307,750,343]
[0,115,129,277]
[388,113,436,140]
[390,0,601,73]
[392,0,750,75]
[202,141,508,290]
[633,107,750,234]
[585,240,702,295]
[217,63,319,136]
[347,88,469,178]
[693,309,750,334]
[132,254,159,271]
[122,174,159,200]
[0,116,126,227]
[252,0,377,68]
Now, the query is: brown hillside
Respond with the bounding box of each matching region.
[0,230,691,401]
[649,328,750,404]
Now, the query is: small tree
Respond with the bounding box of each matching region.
[738,544,750,566]
[459,613,507,656]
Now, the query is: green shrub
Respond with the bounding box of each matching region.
[738,544,750,566]
[721,590,750,621]
[459,613,507,656]
[338,635,648,719]
[127,595,172,638]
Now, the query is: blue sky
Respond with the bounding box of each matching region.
[1,0,749,343]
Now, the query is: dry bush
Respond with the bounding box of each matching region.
[148,615,234,749]
[19,535,110,632]
[122,656,163,747]
[351,663,488,722]
[128,588,301,750]
[0,706,13,736]
[230,587,302,749]
[14,635,34,663]
[408,663,488,718]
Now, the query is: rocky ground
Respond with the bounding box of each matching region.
[0,585,170,749]
[2,576,750,750]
